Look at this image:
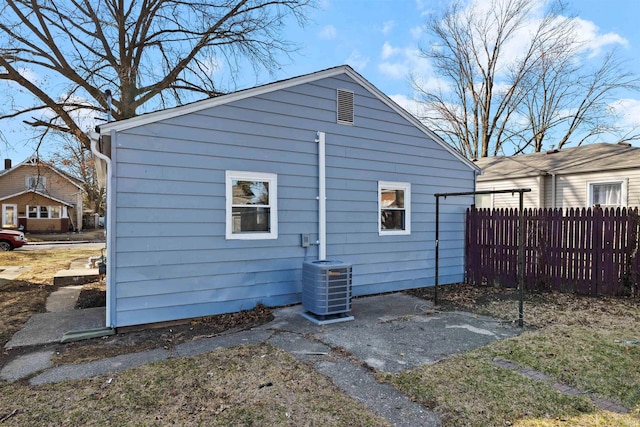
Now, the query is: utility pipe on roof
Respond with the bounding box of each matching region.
[316,131,327,260]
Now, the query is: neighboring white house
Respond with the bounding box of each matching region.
[92,65,480,328]
[474,143,640,209]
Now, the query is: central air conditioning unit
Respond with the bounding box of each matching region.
[301,260,354,324]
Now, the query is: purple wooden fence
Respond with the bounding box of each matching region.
[465,207,640,296]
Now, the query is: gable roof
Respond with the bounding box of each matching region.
[97,65,478,173]
[475,143,640,181]
[0,189,75,206]
[0,155,85,191]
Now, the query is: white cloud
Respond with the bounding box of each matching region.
[57,94,100,132]
[389,94,423,117]
[447,0,628,76]
[345,50,369,71]
[199,57,222,76]
[382,20,395,35]
[610,98,640,128]
[18,67,40,84]
[410,25,425,40]
[414,0,435,17]
[378,45,449,92]
[571,18,628,58]
[379,62,407,80]
[318,24,337,40]
[381,42,401,60]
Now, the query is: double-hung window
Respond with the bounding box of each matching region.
[26,175,46,192]
[378,181,411,235]
[588,180,627,208]
[226,171,278,240]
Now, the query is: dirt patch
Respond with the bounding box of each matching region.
[407,282,640,329]
[50,302,275,366]
[25,229,105,242]
[75,281,106,309]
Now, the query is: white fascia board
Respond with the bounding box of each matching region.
[342,67,479,173]
[97,64,478,174]
[98,66,352,135]
[0,189,75,206]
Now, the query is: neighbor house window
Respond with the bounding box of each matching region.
[379,181,411,235]
[26,205,66,219]
[588,180,627,208]
[226,171,278,240]
[25,175,46,192]
[475,193,493,209]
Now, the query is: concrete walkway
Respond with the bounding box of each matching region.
[1,291,527,427]
[0,266,32,289]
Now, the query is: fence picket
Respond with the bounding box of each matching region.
[465,207,639,296]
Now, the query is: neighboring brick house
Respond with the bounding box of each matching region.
[0,156,85,232]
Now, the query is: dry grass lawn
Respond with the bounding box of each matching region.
[0,248,102,347]
[400,284,640,426]
[0,248,391,426]
[0,344,390,426]
[2,247,639,426]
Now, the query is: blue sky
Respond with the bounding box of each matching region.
[2,0,639,162]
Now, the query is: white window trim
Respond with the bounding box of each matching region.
[475,190,494,209]
[25,204,68,219]
[587,179,627,208]
[39,206,50,218]
[378,181,411,236]
[25,175,46,191]
[225,170,278,240]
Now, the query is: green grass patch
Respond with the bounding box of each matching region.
[389,328,640,426]
[390,350,594,426]
[488,326,640,407]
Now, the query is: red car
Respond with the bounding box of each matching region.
[0,229,27,251]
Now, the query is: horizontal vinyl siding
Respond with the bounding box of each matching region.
[110,74,474,327]
[546,170,640,208]
[476,177,541,209]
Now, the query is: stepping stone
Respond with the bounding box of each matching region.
[53,269,100,286]
[46,285,84,312]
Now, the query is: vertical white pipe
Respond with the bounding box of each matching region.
[551,174,556,209]
[90,133,114,328]
[317,131,327,260]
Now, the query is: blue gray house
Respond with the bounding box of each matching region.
[92,65,479,328]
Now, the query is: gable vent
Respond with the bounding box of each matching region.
[337,89,354,125]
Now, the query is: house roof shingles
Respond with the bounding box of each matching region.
[475,143,640,181]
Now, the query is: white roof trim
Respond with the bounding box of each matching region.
[0,189,75,206]
[98,65,478,172]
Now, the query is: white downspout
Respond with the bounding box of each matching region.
[90,132,114,328]
[316,131,326,260]
[551,174,557,209]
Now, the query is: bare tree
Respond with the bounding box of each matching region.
[47,134,105,216]
[414,0,639,158]
[0,0,313,149]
